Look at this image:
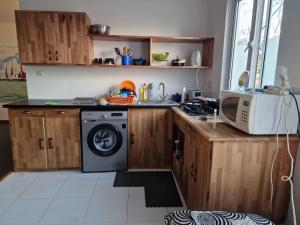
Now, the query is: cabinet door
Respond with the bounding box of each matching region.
[128,109,173,168]
[51,12,90,64]
[15,11,53,64]
[9,110,47,170]
[193,134,212,210]
[183,125,198,209]
[45,109,81,169]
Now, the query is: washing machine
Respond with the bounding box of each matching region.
[81,110,128,172]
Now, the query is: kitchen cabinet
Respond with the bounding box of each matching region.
[174,115,211,210]
[128,108,173,169]
[8,108,81,171]
[9,110,47,170]
[15,11,92,65]
[44,110,81,169]
[172,108,299,224]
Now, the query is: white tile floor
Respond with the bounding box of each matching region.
[0,171,185,225]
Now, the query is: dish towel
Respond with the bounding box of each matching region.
[164,210,274,225]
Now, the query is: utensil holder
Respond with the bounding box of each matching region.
[122,56,132,65]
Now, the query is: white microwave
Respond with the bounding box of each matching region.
[219,90,300,135]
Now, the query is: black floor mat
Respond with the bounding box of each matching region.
[114,171,183,207]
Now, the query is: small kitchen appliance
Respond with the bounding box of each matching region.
[188,89,203,100]
[182,98,219,116]
[220,90,300,134]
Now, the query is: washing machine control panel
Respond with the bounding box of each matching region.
[81,111,128,121]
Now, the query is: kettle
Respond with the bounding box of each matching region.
[191,50,201,66]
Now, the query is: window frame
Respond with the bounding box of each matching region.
[227,0,279,90]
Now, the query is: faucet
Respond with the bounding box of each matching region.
[158,82,168,102]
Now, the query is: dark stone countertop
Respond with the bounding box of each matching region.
[3,99,180,109]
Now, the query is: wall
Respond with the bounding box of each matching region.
[0,0,19,120]
[277,0,300,224]
[20,0,211,99]
[199,0,228,98]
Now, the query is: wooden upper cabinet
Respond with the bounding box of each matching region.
[9,109,47,170]
[15,12,53,64]
[128,108,173,169]
[51,12,92,64]
[45,109,81,169]
[15,11,92,65]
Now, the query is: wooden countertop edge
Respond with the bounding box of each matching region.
[172,107,299,142]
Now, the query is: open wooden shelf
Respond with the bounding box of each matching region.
[88,34,215,69]
[88,34,214,43]
[89,64,209,69]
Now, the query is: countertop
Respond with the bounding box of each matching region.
[3,99,180,109]
[172,107,299,142]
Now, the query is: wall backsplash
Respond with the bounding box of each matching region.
[26,66,198,99]
[20,0,211,100]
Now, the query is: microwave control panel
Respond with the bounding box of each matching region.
[241,100,250,123]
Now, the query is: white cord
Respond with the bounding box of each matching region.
[270,98,284,211]
[282,95,297,225]
[195,66,201,89]
[270,94,297,225]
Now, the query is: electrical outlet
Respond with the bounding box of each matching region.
[208,80,213,89]
[36,70,43,76]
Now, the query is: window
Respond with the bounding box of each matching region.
[228,0,284,91]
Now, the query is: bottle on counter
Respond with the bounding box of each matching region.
[148,83,156,101]
[143,83,148,101]
[139,84,144,101]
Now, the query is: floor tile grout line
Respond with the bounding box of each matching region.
[0,172,41,219]
[126,187,129,225]
[82,174,99,223]
[36,172,71,225]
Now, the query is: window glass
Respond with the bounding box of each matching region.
[230,0,254,91]
[229,0,284,90]
[261,0,284,87]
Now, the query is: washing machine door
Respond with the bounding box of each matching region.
[87,123,123,156]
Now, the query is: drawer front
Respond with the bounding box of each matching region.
[8,109,44,117]
[45,109,80,118]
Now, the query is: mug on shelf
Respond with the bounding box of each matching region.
[122,56,132,65]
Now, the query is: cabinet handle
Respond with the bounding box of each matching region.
[48,138,54,149]
[194,168,197,182]
[49,57,52,61]
[55,51,58,54]
[57,111,65,114]
[48,50,51,55]
[38,138,44,150]
[187,125,192,131]
[130,134,134,145]
[56,57,58,61]
[23,110,31,114]
[190,164,194,178]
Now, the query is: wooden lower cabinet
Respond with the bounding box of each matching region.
[9,110,47,170]
[45,110,81,169]
[128,108,173,169]
[8,108,81,171]
[173,111,298,224]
